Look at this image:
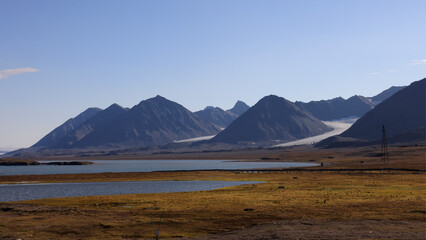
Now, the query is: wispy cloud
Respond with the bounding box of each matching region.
[0,68,39,80]
[410,59,426,65]
[367,72,380,75]
[367,69,397,75]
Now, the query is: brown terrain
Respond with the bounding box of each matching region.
[0,144,425,240]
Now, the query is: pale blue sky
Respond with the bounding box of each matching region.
[1,0,425,148]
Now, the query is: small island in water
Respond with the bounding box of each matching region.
[0,159,94,166]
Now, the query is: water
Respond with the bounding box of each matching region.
[0,160,317,176]
[0,180,262,202]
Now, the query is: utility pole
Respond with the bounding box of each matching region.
[148,211,162,240]
[381,125,389,162]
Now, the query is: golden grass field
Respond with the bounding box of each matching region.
[0,145,425,239]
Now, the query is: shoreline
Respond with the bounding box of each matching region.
[1,167,423,185]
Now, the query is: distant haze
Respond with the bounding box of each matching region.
[0,0,425,147]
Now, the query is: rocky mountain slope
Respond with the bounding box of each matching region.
[32,107,102,148]
[295,95,374,121]
[194,100,250,129]
[211,95,332,144]
[340,78,425,140]
[369,86,405,105]
[53,104,129,148]
[228,100,250,116]
[295,85,405,121]
[67,96,221,148]
[195,107,238,129]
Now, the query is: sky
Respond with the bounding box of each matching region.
[0,0,425,149]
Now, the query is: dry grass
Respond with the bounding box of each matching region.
[1,171,425,239]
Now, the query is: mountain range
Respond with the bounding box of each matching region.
[318,78,425,147]
[340,79,425,140]
[211,95,332,144]
[295,95,375,121]
[194,101,250,128]
[52,104,129,148]
[5,80,419,157]
[38,96,222,149]
[294,86,407,121]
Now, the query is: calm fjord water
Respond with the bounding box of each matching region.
[0,180,263,202]
[0,160,317,176]
[0,160,314,201]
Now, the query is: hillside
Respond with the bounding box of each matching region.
[370,86,405,105]
[340,78,425,140]
[227,100,250,116]
[211,95,332,144]
[53,104,129,148]
[295,95,374,121]
[69,96,221,148]
[195,107,238,129]
[32,107,102,148]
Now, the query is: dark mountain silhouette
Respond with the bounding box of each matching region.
[24,82,414,155]
[70,96,221,148]
[32,107,102,148]
[194,101,250,128]
[195,106,238,128]
[53,104,129,148]
[228,100,250,116]
[340,78,425,140]
[316,127,425,148]
[295,95,374,121]
[369,86,405,105]
[211,95,332,144]
[295,86,405,121]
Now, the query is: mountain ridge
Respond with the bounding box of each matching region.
[52,103,129,148]
[15,82,412,156]
[295,95,375,121]
[340,78,425,140]
[68,95,221,149]
[194,100,249,129]
[32,107,102,148]
[370,86,405,105]
[195,107,237,129]
[211,95,332,144]
[228,100,250,116]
